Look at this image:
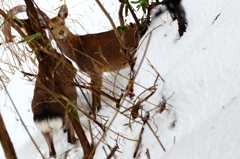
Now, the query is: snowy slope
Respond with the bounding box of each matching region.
[1,0,240,159]
[161,96,240,159]
[117,0,240,158]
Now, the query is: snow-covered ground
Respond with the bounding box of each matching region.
[1,0,240,158]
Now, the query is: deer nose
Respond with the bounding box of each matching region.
[59,30,64,35]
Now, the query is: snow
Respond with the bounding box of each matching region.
[161,97,240,159]
[1,0,240,159]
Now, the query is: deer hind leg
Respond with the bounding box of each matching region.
[41,132,56,158]
[65,117,77,144]
[91,74,102,112]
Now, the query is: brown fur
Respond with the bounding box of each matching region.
[42,4,137,112]
[32,51,77,158]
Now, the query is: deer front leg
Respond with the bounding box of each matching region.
[41,132,56,158]
[91,79,102,113]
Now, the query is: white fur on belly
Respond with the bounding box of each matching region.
[35,118,63,134]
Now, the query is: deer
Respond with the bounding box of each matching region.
[0,4,94,158]
[31,51,78,158]
[23,7,79,157]
[40,4,137,114]
[0,4,93,158]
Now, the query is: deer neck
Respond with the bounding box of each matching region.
[55,32,82,60]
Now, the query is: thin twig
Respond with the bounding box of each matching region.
[106,144,118,159]
[103,146,108,157]
[88,120,94,149]
[146,148,151,159]
[147,59,165,83]
[118,3,124,26]
[133,112,149,157]
[146,120,165,151]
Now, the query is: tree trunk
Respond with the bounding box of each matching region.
[0,114,17,159]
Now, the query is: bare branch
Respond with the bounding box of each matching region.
[118,3,124,26]
[0,114,17,159]
[106,144,118,159]
[146,121,165,151]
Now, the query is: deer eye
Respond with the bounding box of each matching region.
[50,27,54,30]
[62,22,65,25]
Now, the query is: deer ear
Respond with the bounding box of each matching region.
[58,4,68,19]
[39,19,48,29]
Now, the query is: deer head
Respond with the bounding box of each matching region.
[41,4,70,40]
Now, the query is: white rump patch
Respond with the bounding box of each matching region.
[35,118,63,134]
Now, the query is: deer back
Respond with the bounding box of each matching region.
[31,51,77,132]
